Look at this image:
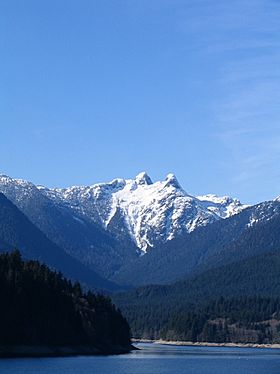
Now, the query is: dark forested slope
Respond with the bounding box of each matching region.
[0,251,132,356]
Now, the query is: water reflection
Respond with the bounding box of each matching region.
[0,343,280,374]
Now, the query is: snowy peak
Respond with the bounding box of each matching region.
[0,174,32,188]
[196,194,248,219]
[197,194,234,205]
[135,172,153,186]
[164,173,181,189]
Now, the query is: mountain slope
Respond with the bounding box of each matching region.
[113,248,280,339]
[0,175,138,279]
[113,202,280,335]
[111,200,280,286]
[115,248,280,310]
[0,193,119,291]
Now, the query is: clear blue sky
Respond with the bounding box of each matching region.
[1,0,280,204]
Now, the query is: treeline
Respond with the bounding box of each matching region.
[119,296,280,344]
[0,251,131,353]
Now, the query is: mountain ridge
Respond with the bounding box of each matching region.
[36,172,248,253]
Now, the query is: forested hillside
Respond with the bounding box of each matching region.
[128,297,280,344]
[114,248,280,343]
[0,251,132,356]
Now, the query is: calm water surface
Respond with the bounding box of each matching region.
[1,343,280,374]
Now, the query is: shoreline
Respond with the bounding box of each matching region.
[132,339,280,349]
[0,344,134,358]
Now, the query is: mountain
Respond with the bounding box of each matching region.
[0,193,119,291]
[0,174,138,279]
[1,172,280,288]
[113,200,280,337]
[0,173,247,284]
[2,172,279,345]
[111,199,280,286]
[39,172,246,254]
[0,251,132,356]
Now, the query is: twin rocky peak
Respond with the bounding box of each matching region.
[0,172,247,254]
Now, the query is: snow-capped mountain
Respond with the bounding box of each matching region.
[3,172,280,288]
[40,172,248,253]
[0,173,139,281]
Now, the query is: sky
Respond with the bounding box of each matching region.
[1,0,280,204]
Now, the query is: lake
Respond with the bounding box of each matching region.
[1,343,280,374]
